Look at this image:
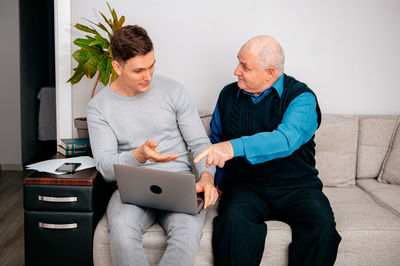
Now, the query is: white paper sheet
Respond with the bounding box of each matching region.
[25,156,96,175]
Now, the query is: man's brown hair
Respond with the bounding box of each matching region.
[110,25,153,62]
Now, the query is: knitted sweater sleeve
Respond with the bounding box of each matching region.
[174,87,216,177]
[86,100,141,182]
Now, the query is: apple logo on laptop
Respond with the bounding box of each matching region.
[150,185,162,194]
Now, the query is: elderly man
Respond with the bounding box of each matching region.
[195,36,341,266]
[87,25,218,266]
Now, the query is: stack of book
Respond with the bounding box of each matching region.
[57,138,91,157]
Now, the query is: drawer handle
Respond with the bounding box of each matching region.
[38,195,77,203]
[39,222,78,229]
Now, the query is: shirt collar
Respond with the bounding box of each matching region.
[273,74,284,98]
[236,74,285,100]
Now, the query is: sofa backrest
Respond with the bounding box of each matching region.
[198,112,399,187]
[357,115,398,179]
[314,114,359,187]
[199,112,213,136]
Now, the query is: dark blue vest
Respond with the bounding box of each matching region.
[218,74,322,186]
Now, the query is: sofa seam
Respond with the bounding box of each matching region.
[377,115,400,182]
[337,228,400,232]
[355,116,361,181]
[356,182,400,218]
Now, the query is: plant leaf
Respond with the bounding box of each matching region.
[111,69,119,82]
[99,11,113,29]
[107,2,118,23]
[72,47,99,62]
[116,16,125,30]
[83,17,99,27]
[83,17,112,37]
[98,56,113,85]
[89,35,109,50]
[72,48,105,79]
[67,68,85,84]
[73,38,95,48]
[106,2,120,31]
[75,23,97,34]
[97,22,112,36]
[75,37,103,50]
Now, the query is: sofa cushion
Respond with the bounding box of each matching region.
[357,179,400,217]
[357,115,399,179]
[323,187,400,230]
[93,215,112,266]
[314,114,359,187]
[93,186,400,266]
[378,117,400,185]
[323,187,400,265]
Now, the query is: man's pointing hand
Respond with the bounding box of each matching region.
[194,141,234,168]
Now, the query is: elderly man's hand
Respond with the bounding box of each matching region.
[133,140,179,164]
[194,141,234,168]
[196,171,218,209]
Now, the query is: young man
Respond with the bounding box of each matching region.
[195,35,341,266]
[87,25,218,266]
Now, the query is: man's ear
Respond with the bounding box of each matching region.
[265,67,275,81]
[112,60,122,76]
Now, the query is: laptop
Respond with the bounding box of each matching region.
[113,164,204,215]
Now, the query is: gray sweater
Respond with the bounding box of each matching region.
[87,74,215,182]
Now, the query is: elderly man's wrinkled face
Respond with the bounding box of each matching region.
[234,49,270,96]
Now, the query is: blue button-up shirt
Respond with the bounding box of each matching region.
[210,74,318,184]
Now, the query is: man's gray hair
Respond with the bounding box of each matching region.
[242,35,285,75]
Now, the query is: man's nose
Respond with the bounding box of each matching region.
[234,65,241,76]
[143,70,152,81]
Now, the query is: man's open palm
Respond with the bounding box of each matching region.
[133,140,179,164]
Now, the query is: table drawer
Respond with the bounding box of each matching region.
[24,211,94,266]
[24,184,93,211]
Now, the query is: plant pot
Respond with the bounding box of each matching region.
[74,117,89,138]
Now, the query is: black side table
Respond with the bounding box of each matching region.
[24,167,114,266]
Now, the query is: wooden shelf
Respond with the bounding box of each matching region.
[24,167,98,186]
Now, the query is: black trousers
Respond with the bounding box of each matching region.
[212,178,341,266]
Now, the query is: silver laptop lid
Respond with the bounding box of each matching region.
[113,164,203,215]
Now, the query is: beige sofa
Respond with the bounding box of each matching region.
[93,113,400,265]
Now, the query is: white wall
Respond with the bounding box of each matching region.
[66,0,400,136]
[55,0,73,140]
[0,0,22,168]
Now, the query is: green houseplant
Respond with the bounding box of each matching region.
[68,2,125,98]
[68,2,125,137]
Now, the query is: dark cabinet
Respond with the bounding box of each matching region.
[24,168,114,266]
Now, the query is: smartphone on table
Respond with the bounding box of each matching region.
[55,162,82,174]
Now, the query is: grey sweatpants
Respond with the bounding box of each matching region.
[107,190,206,266]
